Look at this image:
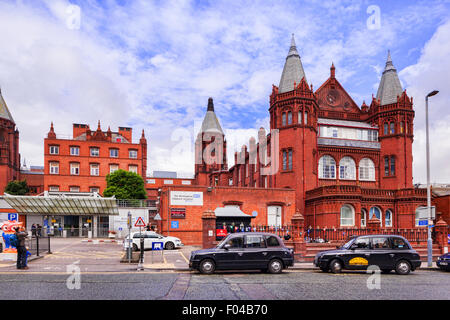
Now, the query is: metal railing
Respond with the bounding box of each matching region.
[304,227,429,243]
[250,225,294,240]
[26,235,51,256]
[116,199,156,208]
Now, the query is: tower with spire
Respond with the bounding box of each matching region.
[194,97,228,186]
[0,89,20,194]
[369,50,414,189]
[268,34,319,213]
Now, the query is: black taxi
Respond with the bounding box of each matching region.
[314,235,421,275]
[189,232,294,274]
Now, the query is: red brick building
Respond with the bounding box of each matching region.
[0,90,20,194]
[44,122,147,194]
[194,35,427,230]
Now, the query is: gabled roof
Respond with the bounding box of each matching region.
[278,34,307,93]
[314,64,361,114]
[200,98,224,135]
[376,51,403,106]
[0,89,14,123]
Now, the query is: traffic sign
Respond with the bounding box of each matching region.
[171,221,179,229]
[134,217,146,228]
[8,213,17,221]
[152,242,164,250]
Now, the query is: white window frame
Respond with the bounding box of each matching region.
[49,145,59,155]
[110,148,119,158]
[318,155,336,179]
[385,209,393,227]
[129,150,138,159]
[49,162,59,175]
[70,146,80,156]
[70,163,80,175]
[359,158,375,181]
[90,147,99,157]
[361,209,367,227]
[70,186,80,193]
[49,186,59,192]
[339,156,356,180]
[90,164,100,176]
[90,187,100,193]
[340,205,355,227]
[128,165,138,174]
[110,164,119,174]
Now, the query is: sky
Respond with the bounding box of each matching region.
[0,0,450,183]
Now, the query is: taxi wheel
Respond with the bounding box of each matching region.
[329,259,343,274]
[268,259,283,274]
[199,259,216,274]
[165,242,175,250]
[395,260,411,275]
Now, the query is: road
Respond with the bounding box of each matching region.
[0,269,448,300]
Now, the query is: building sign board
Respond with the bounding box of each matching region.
[170,191,203,206]
[171,208,186,219]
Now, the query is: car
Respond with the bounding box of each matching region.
[437,253,450,271]
[189,232,294,274]
[123,231,183,251]
[314,235,421,275]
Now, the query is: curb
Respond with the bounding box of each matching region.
[81,239,121,243]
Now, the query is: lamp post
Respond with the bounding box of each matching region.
[425,90,439,268]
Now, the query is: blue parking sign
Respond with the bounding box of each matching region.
[171,221,179,229]
[152,242,164,250]
[8,213,17,221]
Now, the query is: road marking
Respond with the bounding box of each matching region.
[179,252,190,263]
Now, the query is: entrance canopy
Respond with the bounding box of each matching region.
[214,207,254,218]
[1,193,119,216]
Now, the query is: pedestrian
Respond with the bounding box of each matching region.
[37,224,42,237]
[146,223,151,231]
[31,224,36,238]
[14,227,28,270]
[71,225,75,237]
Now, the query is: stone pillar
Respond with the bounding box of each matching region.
[291,212,306,261]
[202,210,216,249]
[367,217,381,234]
[434,219,449,254]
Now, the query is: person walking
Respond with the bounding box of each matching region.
[31,224,36,238]
[37,224,42,237]
[15,227,29,270]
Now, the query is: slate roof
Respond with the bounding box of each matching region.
[278,34,306,93]
[200,98,224,135]
[376,51,403,106]
[0,90,14,123]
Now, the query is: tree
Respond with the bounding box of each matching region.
[4,180,30,195]
[103,169,147,199]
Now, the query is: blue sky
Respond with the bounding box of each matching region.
[1,0,450,182]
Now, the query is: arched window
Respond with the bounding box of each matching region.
[384,123,389,135]
[339,156,356,180]
[298,111,302,124]
[318,155,336,179]
[282,113,286,126]
[390,122,395,134]
[361,209,367,227]
[359,158,375,181]
[369,207,382,225]
[385,210,393,227]
[304,111,308,125]
[400,121,404,133]
[390,156,396,176]
[287,111,292,125]
[340,205,355,227]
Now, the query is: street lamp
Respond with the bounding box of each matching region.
[425,90,439,268]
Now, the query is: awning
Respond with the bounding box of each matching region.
[1,194,119,216]
[214,207,254,218]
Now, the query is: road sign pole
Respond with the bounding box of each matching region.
[127,212,132,264]
[137,226,144,271]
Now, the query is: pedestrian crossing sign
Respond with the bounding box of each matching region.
[134,217,146,228]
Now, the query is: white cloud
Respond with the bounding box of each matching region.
[401,19,450,183]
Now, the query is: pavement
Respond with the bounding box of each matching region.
[0,238,441,273]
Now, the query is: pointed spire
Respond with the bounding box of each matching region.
[330,62,335,78]
[278,33,307,93]
[200,97,224,134]
[97,120,101,131]
[207,97,214,112]
[0,88,15,123]
[376,50,403,105]
[47,122,56,139]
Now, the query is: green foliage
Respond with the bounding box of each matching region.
[4,180,30,195]
[103,169,147,199]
